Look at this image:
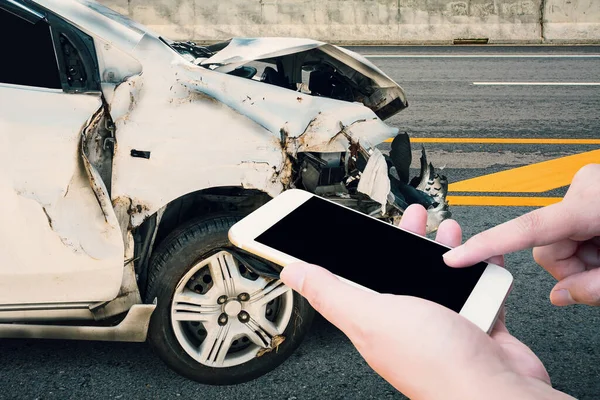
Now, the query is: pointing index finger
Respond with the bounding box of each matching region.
[443,201,575,267]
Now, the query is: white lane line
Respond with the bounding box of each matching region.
[473,82,600,86]
[364,54,600,58]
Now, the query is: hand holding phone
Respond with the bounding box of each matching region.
[229,189,512,333]
[229,193,557,398]
[279,255,554,399]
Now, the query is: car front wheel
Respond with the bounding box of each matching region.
[145,215,314,385]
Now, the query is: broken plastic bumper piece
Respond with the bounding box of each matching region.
[357,141,450,233]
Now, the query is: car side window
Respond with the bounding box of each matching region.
[0,8,62,89]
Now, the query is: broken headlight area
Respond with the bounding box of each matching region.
[293,133,450,233]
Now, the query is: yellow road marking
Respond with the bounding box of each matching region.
[381,136,599,205]
[448,149,600,193]
[448,196,562,207]
[384,138,600,145]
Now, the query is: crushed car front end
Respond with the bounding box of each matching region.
[170,37,450,232]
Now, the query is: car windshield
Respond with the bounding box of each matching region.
[77,0,147,35]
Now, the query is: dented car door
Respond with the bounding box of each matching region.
[0,3,123,305]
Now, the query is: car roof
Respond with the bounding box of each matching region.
[31,0,153,52]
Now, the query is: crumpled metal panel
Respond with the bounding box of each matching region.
[183,71,397,148]
[202,37,407,117]
[201,37,325,72]
[110,36,403,227]
[0,87,124,305]
[202,37,402,90]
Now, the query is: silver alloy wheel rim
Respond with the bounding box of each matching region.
[171,250,293,368]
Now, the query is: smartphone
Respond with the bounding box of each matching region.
[228,189,512,333]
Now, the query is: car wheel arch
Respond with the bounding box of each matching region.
[133,186,273,298]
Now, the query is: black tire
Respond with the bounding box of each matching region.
[145,215,314,385]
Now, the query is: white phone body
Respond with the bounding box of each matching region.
[229,189,513,333]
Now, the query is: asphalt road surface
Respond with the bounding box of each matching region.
[2,46,599,400]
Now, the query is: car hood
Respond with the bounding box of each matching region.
[200,38,408,120]
[177,64,398,153]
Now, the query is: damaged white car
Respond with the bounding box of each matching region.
[0,0,449,385]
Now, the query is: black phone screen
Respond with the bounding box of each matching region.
[256,196,487,312]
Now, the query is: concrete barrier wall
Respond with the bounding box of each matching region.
[544,0,600,43]
[99,0,599,44]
